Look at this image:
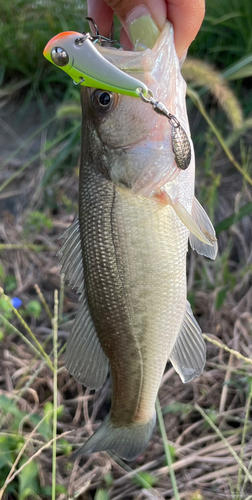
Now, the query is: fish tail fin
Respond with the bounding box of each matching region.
[73,413,156,461]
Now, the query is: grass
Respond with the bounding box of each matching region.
[52,290,58,500]
[0,0,252,498]
[156,398,180,500]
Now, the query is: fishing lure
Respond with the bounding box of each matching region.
[43,23,191,171]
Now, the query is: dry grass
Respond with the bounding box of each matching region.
[1,264,252,499]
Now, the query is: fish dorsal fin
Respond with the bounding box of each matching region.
[58,219,109,390]
[58,219,84,294]
[65,291,109,390]
[169,301,206,383]
[165,194,215,247]
[189,197,218,260]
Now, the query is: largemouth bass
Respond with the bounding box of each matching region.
[49,23,218,460]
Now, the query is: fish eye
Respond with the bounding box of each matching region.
[99,92,111,106]
[51,47,69,67]
[91,90,115,113]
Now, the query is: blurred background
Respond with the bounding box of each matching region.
[0,0,252,499]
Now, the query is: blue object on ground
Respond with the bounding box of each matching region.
[11,297,22,309]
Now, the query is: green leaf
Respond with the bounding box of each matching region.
[19,458,39,500]
[40,486,52,495]
[58,438,72,455]
[0,394,20,414]
[0,263,5,282]
[42,402,64,429]
[162,402,193,418]
[30,414,52,441]
[167,445,176,464]
[0,435,22,468]
[41,484,67,496]
[0,395,27,430]
[227,64,252,80]
[132,471,158,489]
[24,211,53,235]
[95,488,110,500]
[204,409,218,427]
[26,300,42,319]
[0,296,13,321]
[56,405,64,418]
[56,484,67,494]
[19,488,39,500]
[104,473,114,487]
[215,202,252,234]
[43,402,53,421]
[215,288,227,310]
[222,54,252,80]
[4,276,17,294]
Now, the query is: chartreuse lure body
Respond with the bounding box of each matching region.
[43,31,148,98]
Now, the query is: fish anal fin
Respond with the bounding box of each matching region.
[169,301,206,383]
[189,197,218,260]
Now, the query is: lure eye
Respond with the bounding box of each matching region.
[51,47,69,66]
[91,90,114,113]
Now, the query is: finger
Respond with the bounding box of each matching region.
[89,0,166,51]
[88,0,205,57]
[103,0,167,31]
[166,0,205,56]
[120,27,133,50]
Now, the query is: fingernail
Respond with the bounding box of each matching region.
[127,6,160,50]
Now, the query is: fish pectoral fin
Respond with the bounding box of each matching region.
[58,219,108,390]
[189,197,218,260]
[58,218,84,294]
[65,291,109,390]
[169,301,206,383]
[165,193,214,247]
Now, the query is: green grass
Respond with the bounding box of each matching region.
[190,0,252,69]
[0,0,88,81]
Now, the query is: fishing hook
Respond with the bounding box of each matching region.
[75,17,130,50]
[85,17,99,37]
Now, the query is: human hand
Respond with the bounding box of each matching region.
[87,0,205,57]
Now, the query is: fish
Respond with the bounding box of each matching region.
[45,22,218,461]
